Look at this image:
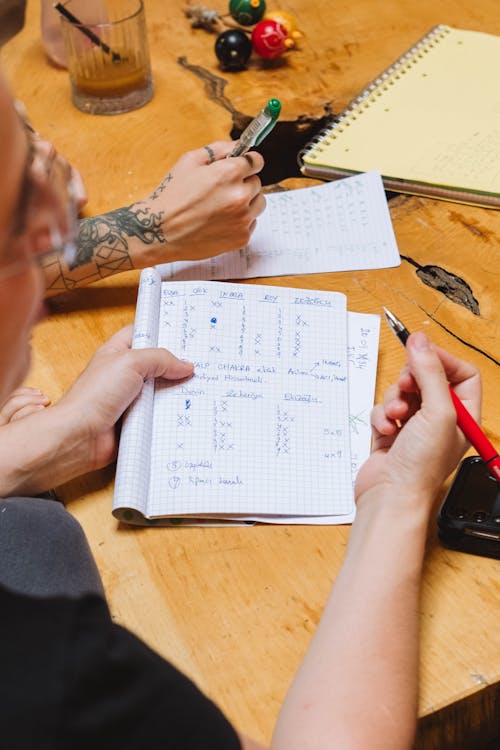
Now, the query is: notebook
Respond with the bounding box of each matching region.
[299,25,500,209]
[112,268,380,526]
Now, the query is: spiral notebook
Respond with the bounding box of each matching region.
[299,25,500,209]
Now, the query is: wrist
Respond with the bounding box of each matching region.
[127,231,179,270]
[346,487,433,574]
[0,403,93,497]
[354,482,434,535]
[50,398,102,473]
[356,480,435,519]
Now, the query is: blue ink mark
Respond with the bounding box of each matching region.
[210,317,217,324]
[185,399,191,410]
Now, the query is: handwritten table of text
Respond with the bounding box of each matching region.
[113,268,363,523]
[156,171,400,282]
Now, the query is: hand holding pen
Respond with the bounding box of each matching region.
[355,320,483,501]
[382,309,499,481]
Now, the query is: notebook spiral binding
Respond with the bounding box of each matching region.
[298,24,450,167]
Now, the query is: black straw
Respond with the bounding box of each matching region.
[54,2,123,62]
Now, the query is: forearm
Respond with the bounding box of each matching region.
[41,144,266,296]
[272,490,431,750]
[42,201,175,297]
[0,403,93,496]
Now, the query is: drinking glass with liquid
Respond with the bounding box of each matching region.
[60,0,154,115]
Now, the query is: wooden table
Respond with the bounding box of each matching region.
[2,1,499,747]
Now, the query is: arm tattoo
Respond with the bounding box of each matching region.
[43,202,167,294]
[73,203,167,270]
[150,171,173,200]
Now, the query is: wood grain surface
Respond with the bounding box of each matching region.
[1,1,499,747]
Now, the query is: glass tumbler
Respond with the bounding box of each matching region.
[60,0,153,115]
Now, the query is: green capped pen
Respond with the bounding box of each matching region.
[230,98,281,157]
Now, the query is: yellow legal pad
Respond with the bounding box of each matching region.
[300,26,500,208]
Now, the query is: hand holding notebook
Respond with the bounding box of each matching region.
[113,269,380,526]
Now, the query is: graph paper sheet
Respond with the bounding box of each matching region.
[113,267,367,524]
[272,311,380,525]
[155,171,400,282]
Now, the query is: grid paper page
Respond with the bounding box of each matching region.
[156,171,400,282]
[242,311,380,524]
[144,280,352,518]
[113,268,161,515]
[347,313,380,485]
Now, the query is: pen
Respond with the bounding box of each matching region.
[229,98,281,157]
[383,307,500,482]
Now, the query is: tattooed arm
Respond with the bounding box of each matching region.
[43,141,266,297]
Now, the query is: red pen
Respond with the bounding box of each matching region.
[383,307,500,482]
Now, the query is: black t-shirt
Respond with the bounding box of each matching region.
[0,585,241,749]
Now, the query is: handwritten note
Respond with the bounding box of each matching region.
[274,311,380,525]
[156,171,400,282]
[113,269,381,525]
[114,268,378,523]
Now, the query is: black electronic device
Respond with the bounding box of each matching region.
[438,456,500,560]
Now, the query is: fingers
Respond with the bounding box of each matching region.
[190,141,235,165]
[202,144,217,164]
[208,148,264,178]
[371,401,399,437]
[403,332,451,412]
[0,387,50,425]
[129,347,194,382]
[245,173,264,202]
[401,339,480,398]
[234,149,265,176]
[431,343,479,386]
[371,375,423,447]
[248,190,267,219]
[188,142,265,176]
[430,343,481,420]
[370,401,407,455]
[371,384,413,434]
[10,404,48,422]
[405,333,482,423]
[96,326,193,378]
[93,326,193,382]
[373,333,481,444]
[2,387,45,400]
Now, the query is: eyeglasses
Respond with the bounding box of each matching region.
[1,111,79,281]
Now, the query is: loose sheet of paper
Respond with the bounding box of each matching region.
[156,171,400,282]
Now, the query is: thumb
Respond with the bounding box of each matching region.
[406,332,451,414]
[130,347,194,382]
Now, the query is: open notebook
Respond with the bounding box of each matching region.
[113,268,380,526]
[299,26,500,208]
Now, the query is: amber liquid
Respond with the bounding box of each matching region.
[72,54,149,98]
